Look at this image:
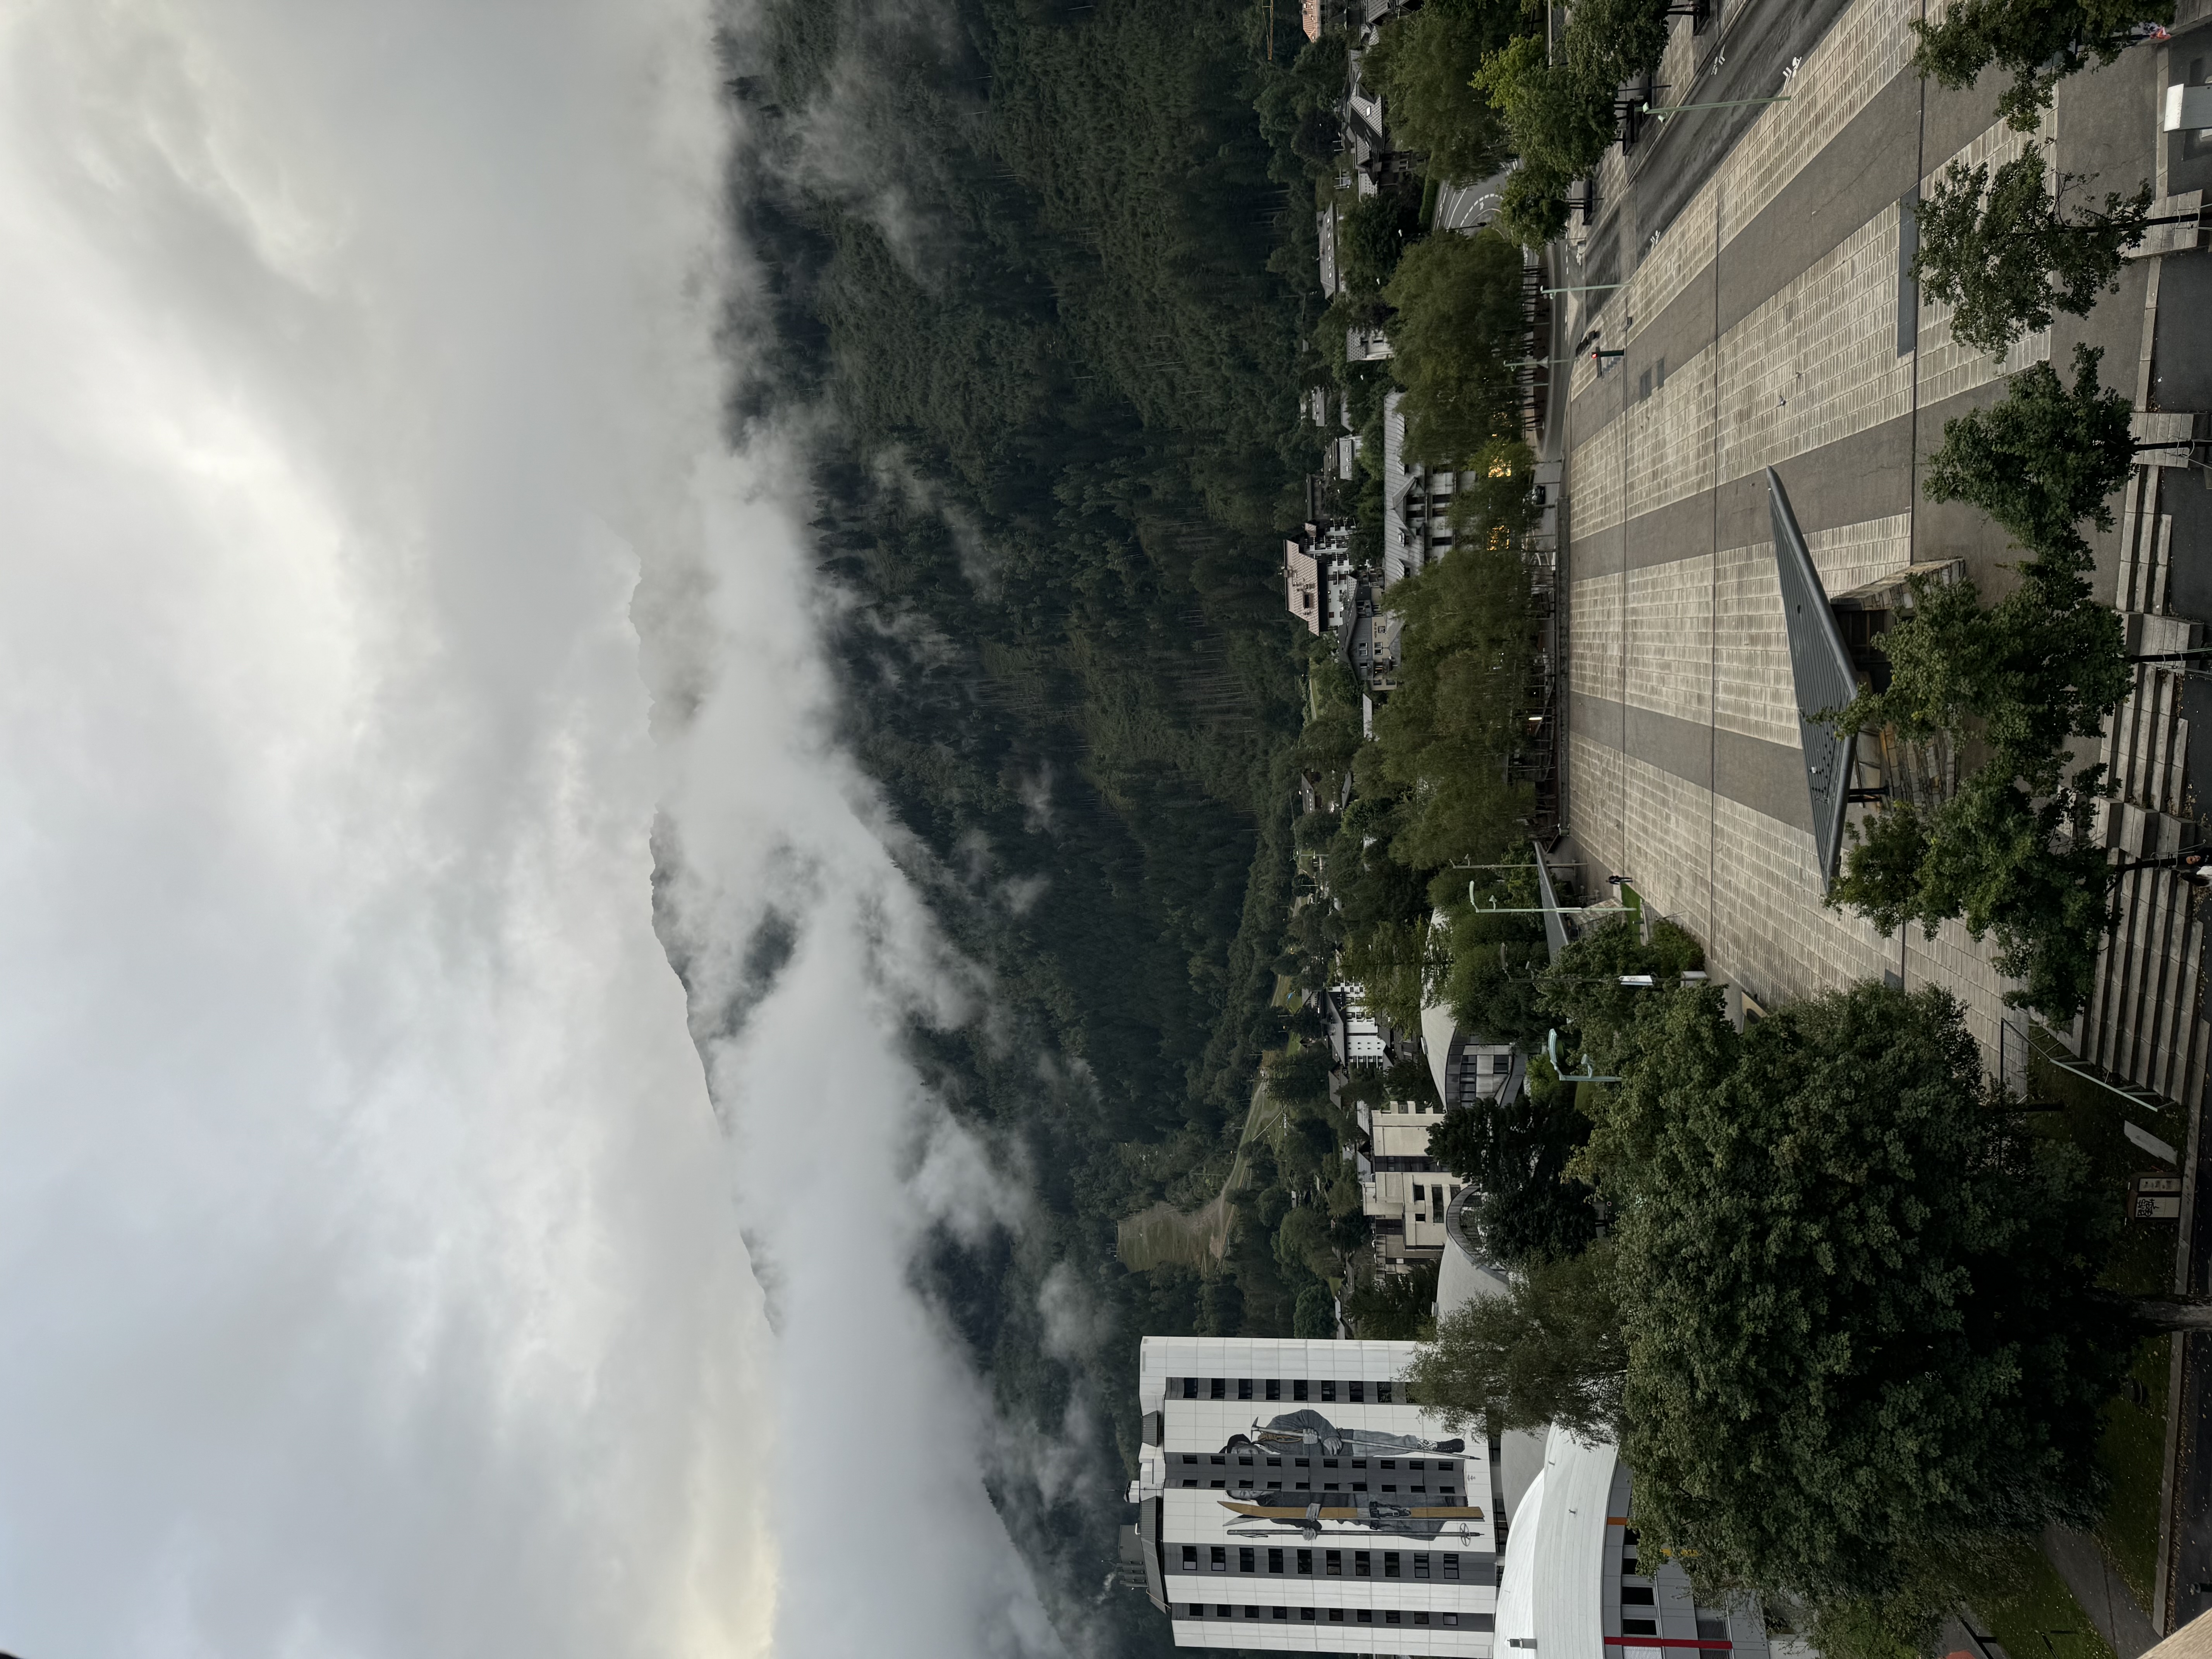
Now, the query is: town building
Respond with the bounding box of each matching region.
[1285,524,1356,636]
[1357,1017,1516,1267]
[1319,982,1390,1066]
[1127,1336,1501,1652]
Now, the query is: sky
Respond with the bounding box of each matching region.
[0,2,1068,1655]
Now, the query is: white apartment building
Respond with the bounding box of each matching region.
[1359,1093,1466,1264]
[1130,1336,1501,1653]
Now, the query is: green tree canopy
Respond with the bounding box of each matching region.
[1923,343,2136,561]
[1382,227,1528,459]
[1367,537,1539,868]
[1914,149,2153,359]
[1340,184,1427,293]
[1404,1245,1625,1437]
[1911,0,2174,131]
[1424,1075,1599,1265]
[1345,1259,1440,1338]
[1362,0,1527,184]
[1580,981,2125,1603]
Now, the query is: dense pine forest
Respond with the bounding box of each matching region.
[724,0,1336,1639]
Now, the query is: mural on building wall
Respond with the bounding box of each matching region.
[1214,1411,1482,1540]
[1223,1408,1464,1460]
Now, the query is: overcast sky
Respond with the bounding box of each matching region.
[0,3,1064,1655]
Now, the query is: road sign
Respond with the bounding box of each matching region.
[2134,1173,2185,1220]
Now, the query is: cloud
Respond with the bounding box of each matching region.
[0,2,1097,1656]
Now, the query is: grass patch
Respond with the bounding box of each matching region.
[1958,1537,2118,1659]
[2020,1036,2178,1613]
[2097,1336,2171,1610]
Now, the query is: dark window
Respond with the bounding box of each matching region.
[1297,1549,1313,1575]
[1180,1479,1195,1488]
[1210,1547,1226,1571]
[1185,1604,1201,1617]
[1377,1381,1394,1403]
[1444,1613,1460,1628]
[1300,1608,1316,1621]
[1325,1551,1342,1576]
[1357,1609,1374,1624]
[1329,1609,1344,1623]
[1237,1378,1253,1401]
[1411,1485,1425,1494]
[1238,1548,1255,1574]
[1353,1482,1368,1493]
[1209,1378,1225,1400]
[1439,1459,1456,1472]
[1414,1554,1431,1579]
[1623,1527,1641,1547]
[1407,1459,1423,1470]
[1350,1380,1365,1403]
[1352,1460,1366,1470]
[1381,1460,1396,1470]
[1384,1552,1402,1578]
[1272,1607,1288,1621]
[1323,1458,1339,1469]
[1319,1379,1336,1402]
[1181,1377,1197,1399]
[1180,1455,1196,1465]
[1209,1455,1224,1466]
[1355,1551,1372,1578]
[1382,1484,1397,1494]
[1215,1604,1230,1618]
[1623,1586,1656,1606]
[1698,1617,1731,1641]
[1295,1457,1310,1467]
[1209,1480,1223,1489]
[1237,1456,1254,1466]
[1266,1379,1281,1401]
[1416,1612,1431,1626]
[1386,1611,1401,1625]
[1296,1481,1309,1491]
[1243,1606,1258,1620]
[1293,1379,1309,1401]
[1325,1482,1340,1492]
[1624,1619,1659,1636]
[1267,1549,1284,1575]
[1181,1546,1197,1570]
[1266,1456,1281,1467]
[1439,1484,1454,1494]
[1443,1554,1460,1580]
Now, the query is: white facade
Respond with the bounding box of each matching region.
[1360,1095,1467,1261]
[1132,1336,1501,1654]
[1498,1428,1773,1659]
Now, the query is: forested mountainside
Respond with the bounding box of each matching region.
[719,0,1327,1638]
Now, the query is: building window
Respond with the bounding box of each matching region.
[1180,1455,1196,1465]
[1442,1554,1460,1580]
[1320,1380,1336,1402]
[1438,1460,1455,1473]
[1237,1378,1253,1401]
[1301,1608,1316,1621]
[1355,1552,1372,1578]
[1272,1607,1288,1621]
[1295,1457,1310,1467]
[1243,1606,1259,1620]
[1352,1460,1366,1470]
[1326,1551,1342,1577]
[1185,1604,1202,1618]
[1439,1483,1455,1494]
[1297,1550,1313,1575]
[1266,1378,1281,1401]
[1210,1455,1224,1466]
[1415,1612,1431,1626]
[1296,1482,1309,1491]
[1324,1458,1340,1469]
[1209,1480,1223,1489]
[1324,1482,1340,1492]
[1182,1546,1197,1570]
[1353,1482,1368,1493]
[1238,1548,1255,1574]
[1387,1611,1403,1625]
[1237,1456,1254,1467]
[1414,1554,1431,1579]
[1209,1379,1225,1400]
[1350,1380,1365,1403]
[1210,1547,1226,1572]
[1329,1609,1344,1623]
[1357,1609,1374,1625]
[1380,1460,1395,1470]
[1215,1605,1230,1618]
[1384,1553,1402,1578]
[1267,1549,1284,1575]
[1624,1619,1659,1635]
[1180,1377,1197,1399]
[1266,1456,1282,1467]
[1377,1381,1393,1403]
[1698,1617,1731,1641]
[1444,1613,1460,1628]
[1623,1586,1656,1606]
[1293,1379,1309,1401]
[1180,1479,1195,1488]
[1382,1484,1398,1494]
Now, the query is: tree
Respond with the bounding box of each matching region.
[1923,343,2135,562]
[1913,149,2153,359]
[1424,1077,1599,1265]
[1366,537,1540,869]
[1581,982,2127,1603]
[1382,228,1528,459]
[1911,0,2174,132]
[1446,435,1543,545]
[1536,913,1705,1064]
[1404,1245,1625,1438]
[1830,768,2118,1019]
[1362,0,1525,185]
[1293,1282,1339,1337]
[1340,184,1426,293]
[1345,1259,1440,1338]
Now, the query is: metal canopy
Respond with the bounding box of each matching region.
[1531,840,1570,963]
[1767,467,1858,889]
